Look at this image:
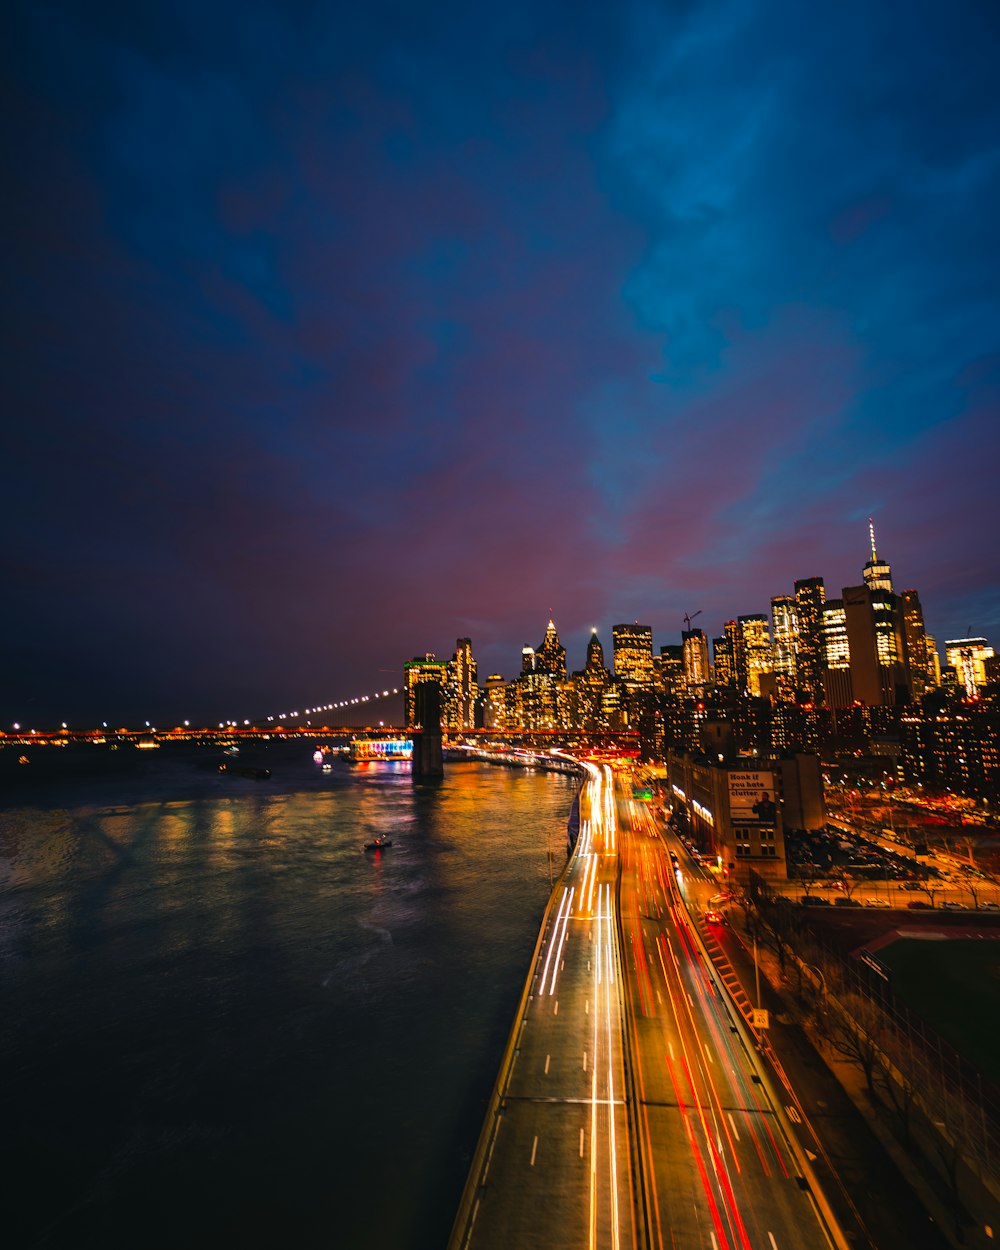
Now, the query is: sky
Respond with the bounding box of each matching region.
[4,0,1000,727]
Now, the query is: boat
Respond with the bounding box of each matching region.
[364,836,393,852]
[218,762,272,780]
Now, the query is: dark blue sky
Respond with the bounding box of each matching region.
[4,0,999,726]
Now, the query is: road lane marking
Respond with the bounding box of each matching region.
[583,1051,587,1070]
[768,1235,779,1250]
[579,1127,585,1157]
[530,1135,538,1166]
[554,1001,558,1015]
[728,1113,740,1141]
[585,999,589,1014]
[704,1043,713,1062]
[544,1053,550,1074]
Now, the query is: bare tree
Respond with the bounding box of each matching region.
[819,990,884,1098]
[875,1056,917,1148]
[912,878,942,908]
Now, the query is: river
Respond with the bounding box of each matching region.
[0,741,577,1249]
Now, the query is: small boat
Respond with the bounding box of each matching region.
[364,836,393,852]
[218,762,272,780]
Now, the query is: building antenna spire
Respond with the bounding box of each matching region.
[868,515,878,561]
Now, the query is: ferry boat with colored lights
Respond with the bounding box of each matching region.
[349,738,413,761]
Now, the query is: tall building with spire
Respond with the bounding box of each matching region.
[573,628,611,731]
[844,522,908,705]
[863,517,893,592]
[534,619,567,678]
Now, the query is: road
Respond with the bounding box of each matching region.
[450,761,637,1250]
[617,785,839,1250]
[451,764,848,1250]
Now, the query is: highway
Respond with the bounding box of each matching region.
[451,764,845,1250]
[618,785,838,1250]
[449,761,637,1250]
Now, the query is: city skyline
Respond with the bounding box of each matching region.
[4,2,1000,726]
[2,521,995,728]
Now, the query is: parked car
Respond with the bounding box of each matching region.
[907,900,933,909]
[834,897,862,907]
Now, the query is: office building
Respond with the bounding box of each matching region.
[445,637,478,731]
[403,654,449,728]
[793,577,826,703]
[770,596,797,683]
[843,584,908,706]
[900,589,931,701]
[735,615,772,697]
[682,628,711,690]
[944,638,995,696]
[613,623,654,687]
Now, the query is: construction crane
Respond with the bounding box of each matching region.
[683,610,702,634]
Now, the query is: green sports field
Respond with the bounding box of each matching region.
[876,938,1000,1085]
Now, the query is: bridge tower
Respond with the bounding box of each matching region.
[412,681,444,782]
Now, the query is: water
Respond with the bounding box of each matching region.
[0,742,577,1249]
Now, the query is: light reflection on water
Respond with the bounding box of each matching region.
[0,744,577,1249]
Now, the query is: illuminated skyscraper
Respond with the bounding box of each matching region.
[445,637,478,731]
[403,653,449,728]
[659,644,686,695]
[900,589,931,700]
[821,598,852,707]
[926,635,942,686]
[770,596,797,682]
[843,584,907,705]
[735,615,772,697]
[573,629,610,731]
[535,619,568,678]
[793,577,826,703]
[944,638,995,696]
[586,629,606,672]
[712,636,734,690]
[481,674,507,731]
[862,517,893,593]
[613,623,654,687]
[681,628,710,690]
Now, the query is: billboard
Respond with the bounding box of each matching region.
[728,771,777,826]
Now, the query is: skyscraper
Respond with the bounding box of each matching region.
[534,619,568,678]
[862,517,893,593]
[821,598,852,707]
[712,636,734,691]
[446,637,478,731]
[681,628,711,690]
[944,638,995,696]
[792,577,826,703]
[613,623,654,687]
[403,653,449,728]
[770,596,798,683]
[843,583,907,705]
[735,615,772,697]
[900,589,931,701]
